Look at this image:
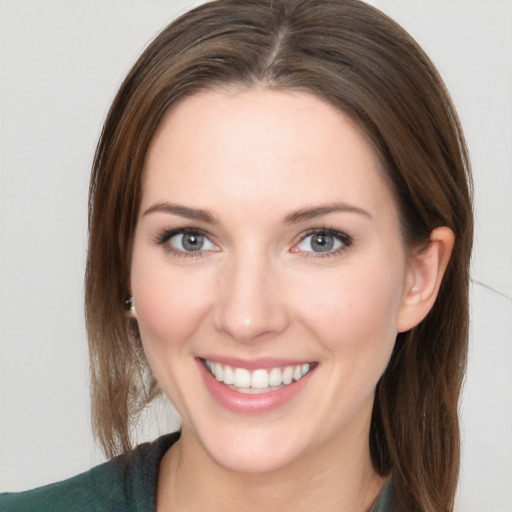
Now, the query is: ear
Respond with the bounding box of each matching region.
[397,226,455,333]
[126,278,137,319]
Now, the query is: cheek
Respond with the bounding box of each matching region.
[296,258,405,360]
[131,259,215,353]
[130,259,217,414]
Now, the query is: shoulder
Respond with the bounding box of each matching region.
[0,469,106,512]
[369,475,400,512]
[0,432,180,512]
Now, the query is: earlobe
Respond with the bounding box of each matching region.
[397,226,455,333]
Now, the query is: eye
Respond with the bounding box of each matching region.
[157,228,218,255]
[294,229,351,255]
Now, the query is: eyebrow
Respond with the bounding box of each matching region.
[143,202,218,224]
[284,203,373,224]
[142,201,372,225]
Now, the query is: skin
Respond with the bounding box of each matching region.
[129,88,454,511]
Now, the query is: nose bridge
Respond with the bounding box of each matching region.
[213,246,288,342]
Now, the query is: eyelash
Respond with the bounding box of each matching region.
[295,228,353,259]
[153,227,353,259]
[153,227,214,258]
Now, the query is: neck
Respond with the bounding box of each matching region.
[157,425,386,512]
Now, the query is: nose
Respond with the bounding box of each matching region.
[213,253,290,344]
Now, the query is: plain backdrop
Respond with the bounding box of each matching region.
[1,1,511,510]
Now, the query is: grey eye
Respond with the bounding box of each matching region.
[310,233,335,252]
[169,232,215,252]
[296,231,344,253]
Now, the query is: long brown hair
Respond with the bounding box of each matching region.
[85,1,473,510]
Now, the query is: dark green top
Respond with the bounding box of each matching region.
[0,432,397,511]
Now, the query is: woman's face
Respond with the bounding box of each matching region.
[130,89,414,473]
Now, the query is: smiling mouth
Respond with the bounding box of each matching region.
[202,359,316,394]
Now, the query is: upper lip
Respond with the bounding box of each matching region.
[198,355,316,371]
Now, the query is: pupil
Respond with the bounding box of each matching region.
[183,233,203,251]
[312,234,333,252]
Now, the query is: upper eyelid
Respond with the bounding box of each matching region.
[154,226,351,250]
[156,227,213,242]
[154,227,218,257]
[297,227,352,242]
[295,227,352,250]
[152,227,212,252]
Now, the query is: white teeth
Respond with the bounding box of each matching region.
[234,368,251,388]
[223,365,234,385]
[282,366,293,385]
[251,369,269,389]
[268,367,283,387]
[214,363,223,381]
[236,387,267,394]
[204,359,313,391]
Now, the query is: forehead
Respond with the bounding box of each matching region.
[141,88,397,222]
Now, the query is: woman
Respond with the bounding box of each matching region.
[0,0,473,511]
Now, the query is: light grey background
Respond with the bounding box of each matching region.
[1,1,511,510]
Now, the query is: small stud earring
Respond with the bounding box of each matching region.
[411,286,419,293]
[125,297,136,317]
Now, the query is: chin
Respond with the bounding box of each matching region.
[187,417,310,474]
[208,439,300,474]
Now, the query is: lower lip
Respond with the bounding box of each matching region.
[197,360,315,415]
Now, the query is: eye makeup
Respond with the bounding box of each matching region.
[153,227,217,258]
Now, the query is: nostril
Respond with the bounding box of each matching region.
[212,262,291,342]
[213,304,289,343]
